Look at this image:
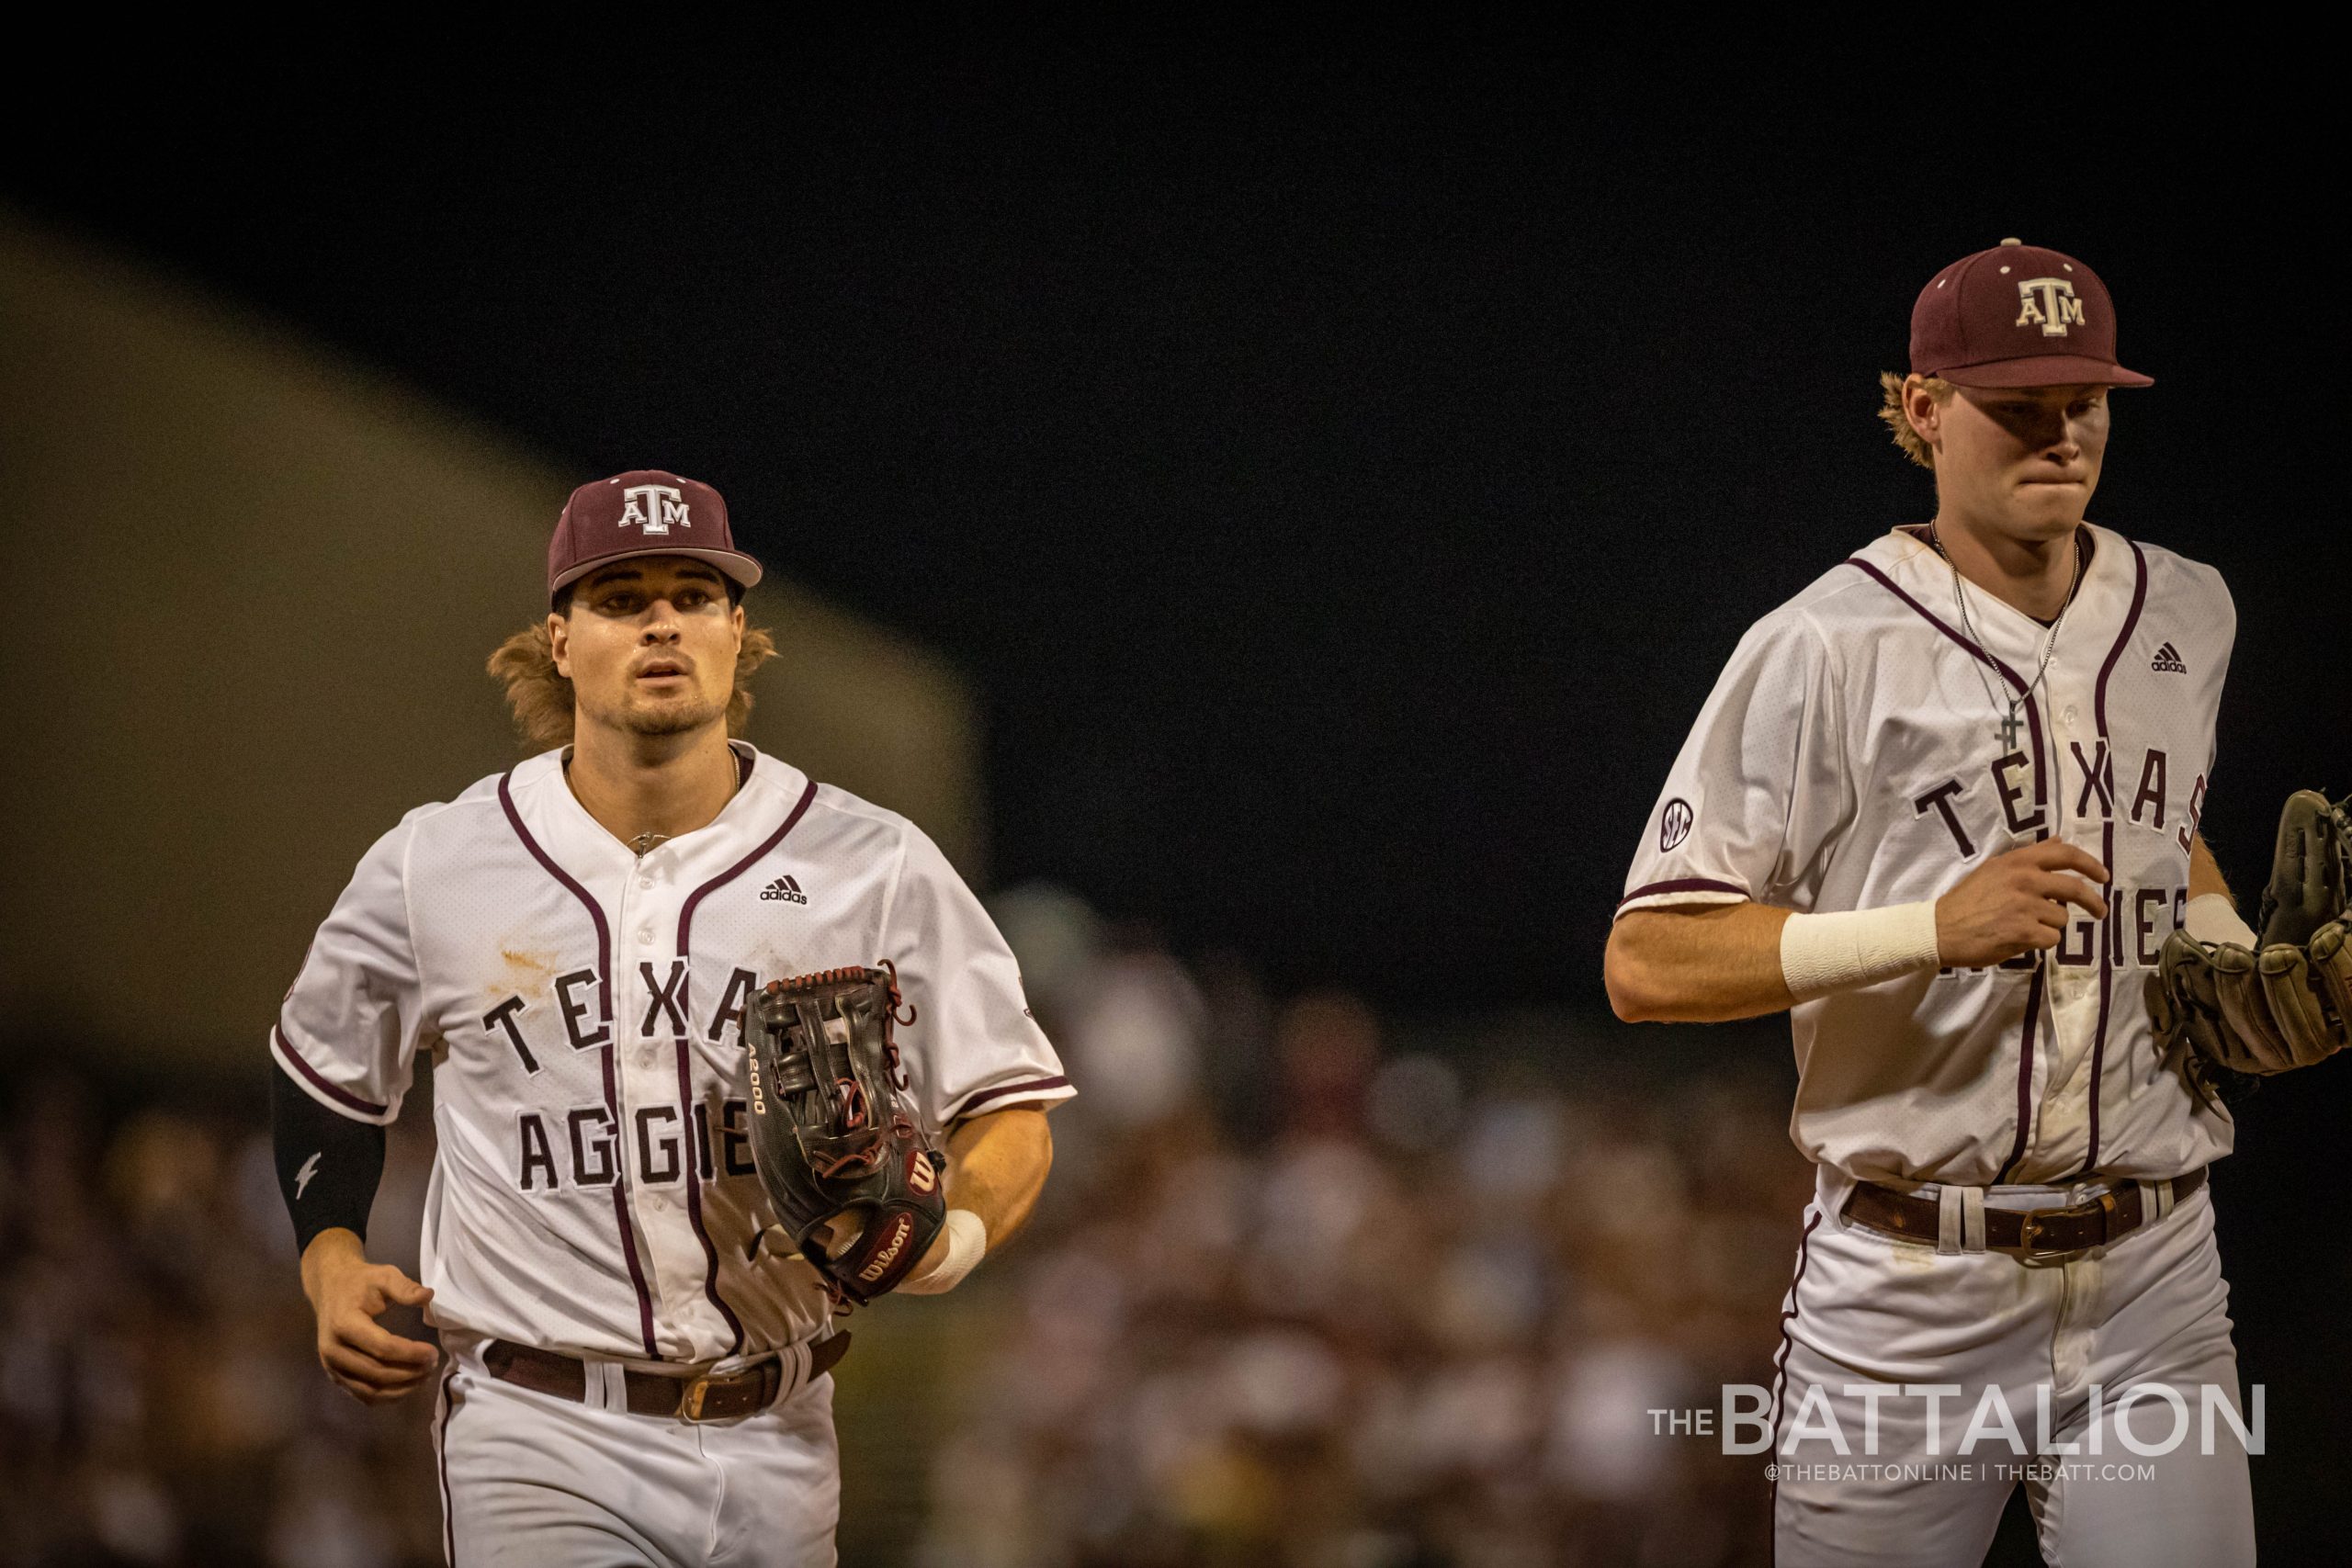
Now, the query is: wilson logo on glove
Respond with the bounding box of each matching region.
[858,1213,916,1284]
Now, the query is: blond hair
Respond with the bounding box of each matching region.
[488,619,777,751]
[1877,372,1953,470]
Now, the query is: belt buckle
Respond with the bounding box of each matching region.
[2016,1209,2069,1260]
[677,1371,722,1422]
[677,1360,773,1422]
[2016,1192,2113,1261]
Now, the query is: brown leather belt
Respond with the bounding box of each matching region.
[1843,1168,2206,1258]
[482,1332,851,1422]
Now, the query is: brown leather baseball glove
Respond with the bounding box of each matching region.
[2150,790,2352,1095]
[744,965,946,1305]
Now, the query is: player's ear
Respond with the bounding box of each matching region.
[1902,374,1944,455]
[547,611,572,679]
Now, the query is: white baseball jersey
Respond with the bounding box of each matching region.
[272,740,1072,1365]
[1618,523,2234,1188]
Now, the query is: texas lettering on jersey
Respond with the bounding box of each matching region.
[1910,740,2209,979]
[270,741,1074,1365]
[1618,524,2233,1190]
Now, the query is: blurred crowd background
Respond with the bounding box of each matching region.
[0,1069,443,1566]
[0,880,1807,1568]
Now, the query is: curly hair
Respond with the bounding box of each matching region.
[1877,371,1954,470]
[487,619,777,752]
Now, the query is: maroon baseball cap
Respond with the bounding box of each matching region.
[1909,239,2153,389]
[547,469,765,602]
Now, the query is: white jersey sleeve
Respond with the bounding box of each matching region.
[270,809,431,1124]
[881,827,1073,1129]
[1618,606,1852,917]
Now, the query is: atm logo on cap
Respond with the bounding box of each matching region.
[2015,277,2086,338]
[618,483,692,536]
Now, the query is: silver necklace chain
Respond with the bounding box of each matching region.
[560,753,721,860]
[1928,525,2083,752]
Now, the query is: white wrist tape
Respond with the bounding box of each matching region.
[1780,901,1942,1001]
[2183,893,2256,948]
[895,1208,986,1296]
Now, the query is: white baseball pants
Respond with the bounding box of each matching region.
[1770,1170,2255,1567]
[432,1334,841,1567]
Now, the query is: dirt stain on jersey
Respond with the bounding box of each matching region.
[492,947,560,1004]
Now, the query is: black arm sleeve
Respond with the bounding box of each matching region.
[271,1059,387,1255]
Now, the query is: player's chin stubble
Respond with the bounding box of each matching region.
[580,684,727,739]
[622,694,725,738]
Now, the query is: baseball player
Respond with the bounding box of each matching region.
[267,470,1072,1566]
[1604,243,2259,1565]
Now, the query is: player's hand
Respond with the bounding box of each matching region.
[1935,839,2110,968]
[300,1229,441,1404]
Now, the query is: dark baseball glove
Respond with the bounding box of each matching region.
[746,964,946,1305]
[2149,790,2352,1096]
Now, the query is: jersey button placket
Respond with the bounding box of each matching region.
[631,856,710,1353]
[2038,660,2101,1175]
[613,860,683,1343]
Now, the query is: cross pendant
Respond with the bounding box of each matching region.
[1995,706,2022,750]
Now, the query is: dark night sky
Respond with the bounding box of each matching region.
[6,41,2341,1010]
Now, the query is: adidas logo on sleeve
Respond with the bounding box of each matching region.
[2150,641,2188,674]
[760,874,808,904]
